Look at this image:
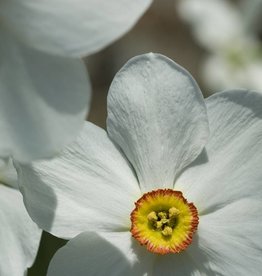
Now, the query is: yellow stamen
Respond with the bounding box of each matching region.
[155,221,163,230]
[147,211,158,222]
[169,207,180,218]
[162,226,173,236]
[158,211,167,219]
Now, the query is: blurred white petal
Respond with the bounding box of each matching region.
[178,0,243,50]
[178,0,262,93]
[203,52,262,92]
[0,31,91,162]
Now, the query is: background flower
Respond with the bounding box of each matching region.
[177,0,262,92]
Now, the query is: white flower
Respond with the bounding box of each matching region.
[17,54,262,275]
[177,0,244,51]
[0,0,151,162]
[177,0,262,92]
[0,159,41,276]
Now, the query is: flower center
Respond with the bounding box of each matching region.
[130,189,198,255]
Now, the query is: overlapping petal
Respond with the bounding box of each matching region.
[175,90,262,214]
[107,53,209,192]
[0,30,91,162]
[17,123,140,239]
[47,232,154,276]
[0,0,152,57]
[0,185,41,276]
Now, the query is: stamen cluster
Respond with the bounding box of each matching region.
[147,207,180,237]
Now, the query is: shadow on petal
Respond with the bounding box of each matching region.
[186,233,221,276]
[48,231,153,276]
[17,164,58,234]
[152,233,218,276]
[174,148,209,185]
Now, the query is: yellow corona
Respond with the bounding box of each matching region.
[130,189,198,254]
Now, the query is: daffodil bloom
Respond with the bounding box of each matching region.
[17,54,262,275]
[0,0,151,162]
[0,159,41,276]
[177,0,262,92]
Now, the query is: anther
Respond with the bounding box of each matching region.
[147,211,158,222]
[161,226,173,236]
[158,212,167,219]
[169,207,180,218]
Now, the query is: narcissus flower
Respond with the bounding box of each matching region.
[0,0,151,162]
[17,54,262,275]
[0,159,41,276]
[177,0,262,92]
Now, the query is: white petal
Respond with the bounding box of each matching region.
[0,0,151,57]
[0,30,91,162]
[17,122,141,239]
[195,199,262,275]
[177,0,243,50]
[176,90,262,214]
[48,232,154,276]
[0,185,41,276]
[152,252,206,276]
[107,53,209,192]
